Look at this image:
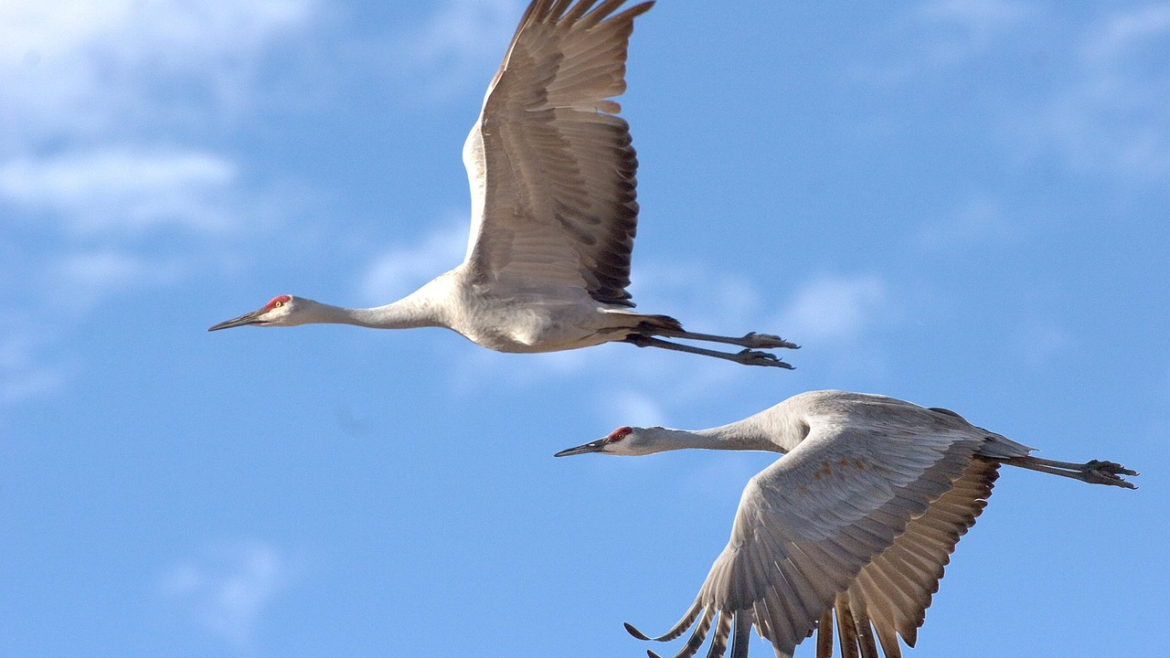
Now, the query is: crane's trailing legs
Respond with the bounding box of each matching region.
[656,329,800,350]
[624,335,795,369]
[1004,456,1137,489]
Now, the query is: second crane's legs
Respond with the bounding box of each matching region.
[1004,456,1137,489]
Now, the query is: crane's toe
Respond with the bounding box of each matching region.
[1083,460,1138,489]
[741,332,800,350]
[736,349,795,369]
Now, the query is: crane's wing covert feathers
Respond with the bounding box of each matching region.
[632,424,998,658]
[462,0,652,306]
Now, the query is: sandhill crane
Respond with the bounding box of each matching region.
[555,390,1137,658]
[208,0,796,368]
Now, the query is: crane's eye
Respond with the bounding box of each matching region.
[273,300,284,308]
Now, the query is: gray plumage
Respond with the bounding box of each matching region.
[208,0,797,368]
[556,390,1137,658]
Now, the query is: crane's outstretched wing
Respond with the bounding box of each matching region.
[461,0,652,306]
[628,424,997,658]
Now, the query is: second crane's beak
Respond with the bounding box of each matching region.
[208,309,266,332]
[553,437,608,457]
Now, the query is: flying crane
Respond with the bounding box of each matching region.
[209,0,796,368]
[556,390,1137,658]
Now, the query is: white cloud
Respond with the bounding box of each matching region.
[1014,319,1074,367]
[389,0,521,98]
[1084,4,1170,62]
[918,197,1018,249]
[602,390,669,428]
[358,220,467,303]
[0,320,67,404]
[0,148,237,233]
[917,0,1032,40]
[162,541,296,647]
[0,1,319,407]
[632,262,765,334]
[773,274,889,344]
[1041,5,1170,180]
[45,251,185,311]
[855,0,1032,82]
[0,0,317,144]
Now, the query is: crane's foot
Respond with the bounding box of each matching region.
[1081,460,1138,489]
[733,348,794,369]
[739,332,800,350]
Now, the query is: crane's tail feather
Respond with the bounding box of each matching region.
[728,610,753,658]
[702,611,732,658]
[636,314,685,334]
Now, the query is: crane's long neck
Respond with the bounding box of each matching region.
[302,289,447,330]
[644,421,783,454]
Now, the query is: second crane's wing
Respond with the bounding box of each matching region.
[461,0,651,306]
[633,424,995,658]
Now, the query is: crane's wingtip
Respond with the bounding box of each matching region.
[624,622,651,640]
[647,650,663,658]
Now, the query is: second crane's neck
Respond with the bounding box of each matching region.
[644,420,787,454]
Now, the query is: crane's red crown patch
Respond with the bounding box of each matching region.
[608,426,632,441]
[264,295,292,310]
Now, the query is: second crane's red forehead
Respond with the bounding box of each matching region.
[263,295,291,310]
[608,426,632,440]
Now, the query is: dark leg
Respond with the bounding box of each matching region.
[625,335,794,369]
[1004,456,1137,489]
[655,329,799,350]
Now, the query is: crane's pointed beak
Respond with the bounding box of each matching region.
[208,309,265,332]
[553,437,608,457]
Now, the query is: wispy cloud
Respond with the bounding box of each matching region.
[1,1,322,405]
[386,0,521,98]
[1083,4,1170,61]
[632,263,766,335]
[0,148,237,234]
[917,0,1033,43]
[855,0,1033,82]
[772,274,890,345]
[0,319,67,404]
[0,0,318,144]
[1014,318,1074,367]
[601,389,670,429]
[1041,5,1170,180]
[358,220,467,303]
[44,250,185,312]
[918,197,1019,250]
[162,541,297,648]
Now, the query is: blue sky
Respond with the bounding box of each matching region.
[1,0,1167,656]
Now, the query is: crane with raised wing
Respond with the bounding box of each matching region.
[209,0,797,368]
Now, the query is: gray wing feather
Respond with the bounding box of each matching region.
[822,456,1000,657]
[462,0,652,306]
[636,422,992,658]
